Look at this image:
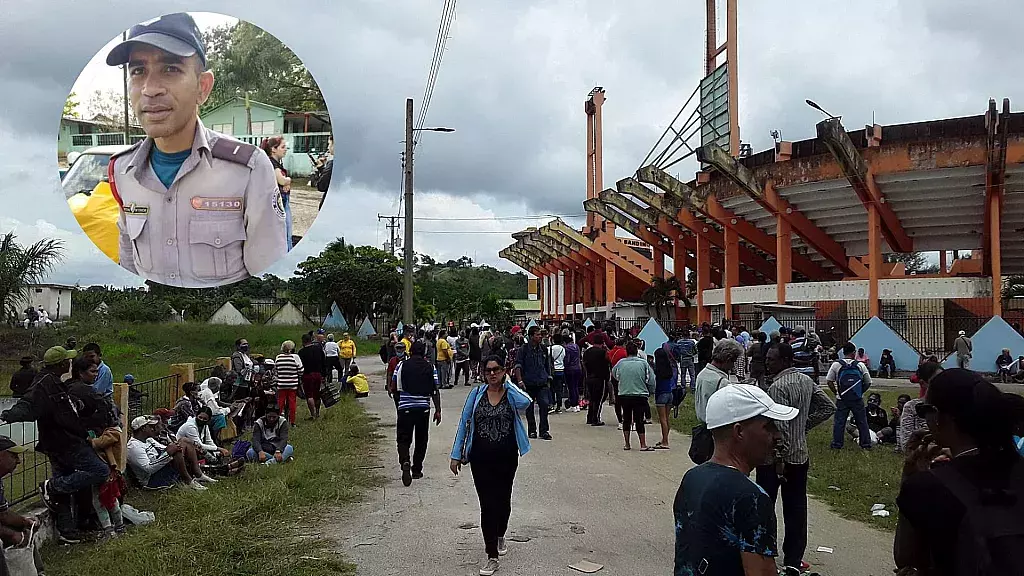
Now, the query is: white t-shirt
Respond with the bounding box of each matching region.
[446,335,458,349]
[324,341,340,357]
[550,344,566,371]
[826,358,873,391]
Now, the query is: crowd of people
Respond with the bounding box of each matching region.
[379,317,1024,576]
[0,327,370,569]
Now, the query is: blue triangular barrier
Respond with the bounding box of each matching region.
[941,316,1024,372]
[583,318,594,328]
[849,317,921,371]
[396,321,404,334]
[526,319,538,330]
[758,316,782,335]
[637,317,669,357]
[322,302,349,329]
[357,317,377,338]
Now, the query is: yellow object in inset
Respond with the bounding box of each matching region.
[67,181,120,264]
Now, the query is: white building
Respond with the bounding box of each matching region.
[13,283,74,320]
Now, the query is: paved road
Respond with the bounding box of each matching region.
[330,363,897,576]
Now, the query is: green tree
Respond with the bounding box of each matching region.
[64,92,81,118]
[292,238,403,325]
[885,252,939,274]
[642,275,685,321]
[0,233,65,322]
[202,21,327,116]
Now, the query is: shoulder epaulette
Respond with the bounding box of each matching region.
[211,138,257,167]
[109,140,143,163]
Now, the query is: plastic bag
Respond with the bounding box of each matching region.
[67,181,120,263]
[121,503,156,526]
[3,523,38,576]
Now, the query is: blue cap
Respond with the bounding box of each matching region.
[124,374,135,383]
[106,13,207,68]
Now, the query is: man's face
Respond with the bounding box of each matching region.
[765,347,784,374]
[197,414,210,428]
[127,45,213,140]
[0,451,20,477]
[239,340,249,350]
[739,417,780,467]
[530,331,542,345]
[265,411,279,426]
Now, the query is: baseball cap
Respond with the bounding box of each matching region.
[705,384,799,430]
[106,13,208,67]
[0,437,28,454]
[42,346,77,366]
[958,330,966,336]
[510,325,522,335]
[395,341,407,350]
[317,328,326,334]
[130,415,160,431]
[153,408,175,418]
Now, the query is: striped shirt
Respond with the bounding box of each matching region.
[766,367,836,465]
[898,398,928,452]
[394,362,439,411]
[274,353,303,389]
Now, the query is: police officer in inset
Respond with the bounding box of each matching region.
[104,12,287,287]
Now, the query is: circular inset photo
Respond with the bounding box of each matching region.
[58,11,334,287]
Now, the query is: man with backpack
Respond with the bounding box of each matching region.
[826,342,873,450]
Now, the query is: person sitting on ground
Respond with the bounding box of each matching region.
[894,369,1024,575]
[176,407,233,471]
[997,348,1014,383]
[8,356,37,398]
[879,349,897,379]
[1012,355,1024,384]
[127,415,210,491]
[855,347,871,370]
[848,392,890,445]
[151,408,179,445]
[0,436,45,574]
[246,405,294,464]
[898,362,944,453]
[346,364,370,398]
[198,377,235,445]
[169,382,200,434]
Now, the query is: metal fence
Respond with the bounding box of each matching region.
[127,374,180,424]
[0,421,47,508]
[194,365,219,385]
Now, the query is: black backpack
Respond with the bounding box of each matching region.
[378,344,388,364]
[931,459,1024,575]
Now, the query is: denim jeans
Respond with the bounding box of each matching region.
[247,444,294,463]
[283,192,293,250]
[48,444,111,534]
[832,397,871,448]
[680,363,697,390]
[523,384,550,435]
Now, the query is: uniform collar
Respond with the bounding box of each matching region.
[122,117,213,176]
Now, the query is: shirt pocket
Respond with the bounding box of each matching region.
[188,218,247,279]
[125,216,154,272]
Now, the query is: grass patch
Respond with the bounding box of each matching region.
[1,323,377,384]
[666,387,918,531]
[40,394,383,576]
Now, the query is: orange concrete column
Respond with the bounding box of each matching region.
[654,249,665,279]
[673,239,687,316]
[605,260,617,309]
[868,204,881,318]
[696,231,711,324]
[939,251,948,276]
[594,264,605,308]
[991,193,1003,316]
[724,226,739,319]
[776,215,792,304]
[583,269,592,309]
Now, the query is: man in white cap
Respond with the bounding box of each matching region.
[673,384,798,576]
[953,329,973,369]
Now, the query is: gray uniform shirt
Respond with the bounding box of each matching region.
[112,119,287,287]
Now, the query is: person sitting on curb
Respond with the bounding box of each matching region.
[127,415,211,491]
[247,405,294,464]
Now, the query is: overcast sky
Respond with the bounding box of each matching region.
[0,0,1017,288]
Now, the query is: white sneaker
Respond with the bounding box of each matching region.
[480,558,500,575]
[189,480,208,491]
[617,423,623,431]
[197,474,218,483]
[497,537,508,556]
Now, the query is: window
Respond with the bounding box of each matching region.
[249,121,276,136]
[210,123,233,135]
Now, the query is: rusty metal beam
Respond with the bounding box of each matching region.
[616,177,776,281]
[547,219,655,286]
[537,225,605,267]
[583,198,671,255]
[696,143,859,276]
[816,118,914,253]
[637,166,834,280]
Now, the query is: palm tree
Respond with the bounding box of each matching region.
[642,275,687,321]
[1003,275,1024,301]
[0,232,65,323]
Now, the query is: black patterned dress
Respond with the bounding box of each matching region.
[470,390,518,464]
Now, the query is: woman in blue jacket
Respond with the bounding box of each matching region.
[450,354,532,576]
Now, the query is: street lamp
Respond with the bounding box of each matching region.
[805,99,840,121]
[403,97,455,325]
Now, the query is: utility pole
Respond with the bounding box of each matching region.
[403,98,415,325]
[378,214,400,256]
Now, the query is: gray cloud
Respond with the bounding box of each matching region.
[1,0,1021,286]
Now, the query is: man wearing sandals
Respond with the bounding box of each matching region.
[610,341,656,451]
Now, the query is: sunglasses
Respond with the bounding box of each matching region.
[483,366,504,374]
[914,402,938,418]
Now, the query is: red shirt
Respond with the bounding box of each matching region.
[607,346,628,368]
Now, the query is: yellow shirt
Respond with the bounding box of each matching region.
[339,339,357,359]
[401,338,412,352]
[436,338,452,362]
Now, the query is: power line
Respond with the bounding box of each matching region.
[413,230,535,235]
[415,0,457,147]
[412,213,585,221]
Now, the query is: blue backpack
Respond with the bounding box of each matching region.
[836,359,864,400]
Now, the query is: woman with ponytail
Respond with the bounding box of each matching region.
[260,136,293,250]
[894,368,1024,575]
